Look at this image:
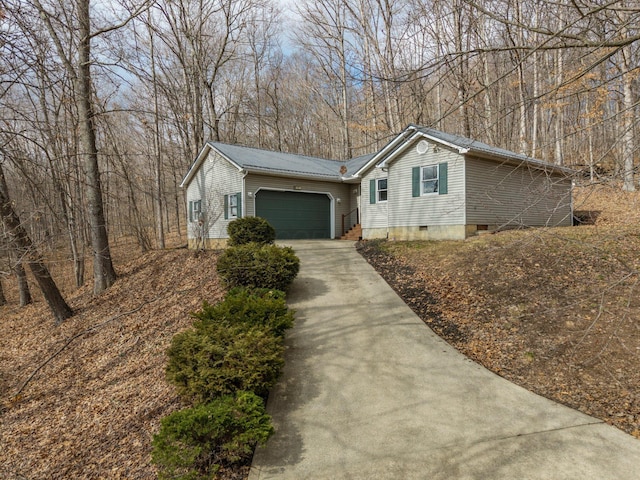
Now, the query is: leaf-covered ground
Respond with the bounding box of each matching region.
[2,183,639,479]
[357,184,640,438]
[0,243,226,479]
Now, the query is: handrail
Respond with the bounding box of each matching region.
[341,207,359,236]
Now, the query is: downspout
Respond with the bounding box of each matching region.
[241,169,248,218]
[386,167,390,240]
[379,165,390,240]
[570,177,575,225]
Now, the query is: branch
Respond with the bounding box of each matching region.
[90,1,154,39]
[12,293,164,400]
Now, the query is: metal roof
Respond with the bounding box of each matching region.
[181,142,376,188]
[406,125,574,174]
[357,124,574,176]
[182,125,570,189]
[212,143,336,178]
[412,126,530,161]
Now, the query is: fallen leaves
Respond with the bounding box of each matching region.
[357,185,640,439]
[0,246,225,479]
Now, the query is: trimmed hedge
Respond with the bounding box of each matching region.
[216,243,300,291]
[193,287,294,337]
[227,216,275,246]
[152,391,273,480]
[155,241,299,479]
[166,321,284,402]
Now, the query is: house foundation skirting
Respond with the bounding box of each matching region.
[363,225,477,241]
[188,237,228,250]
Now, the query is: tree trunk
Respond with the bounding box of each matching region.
[0,164,72,323]
[148,15,165,249]
[0,278,6,306]
[532,48,539,158]
[14,258,32,307]
[531,5,540,159]
[454,1,471,137]
[621,39,635,191]
[554,48,564,166]
[76,0,117,293]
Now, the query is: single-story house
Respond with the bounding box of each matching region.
[180,124,573,247]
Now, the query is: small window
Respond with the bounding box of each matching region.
[228,194,238,218]
[377,178,388,202]
[190,200,202,222]
[421,165,438,194]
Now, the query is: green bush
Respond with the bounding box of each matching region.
[216,243,300,291]
[227,216,275,246]
[152,391,274,480]
[166,321,284,402]
[194,288,294,337]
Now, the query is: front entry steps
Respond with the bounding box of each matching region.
[341,224,362,240]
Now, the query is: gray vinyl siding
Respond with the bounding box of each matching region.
[244,174,353,238]
[185,150,242,240]
[465,156,573,227]
[388,147,466,228]
[361,168,388,230]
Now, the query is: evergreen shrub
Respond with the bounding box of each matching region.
[194,287,294,337]
[227,216,275,246]
[166,321,284,402]
[151,391,273,480]
[216,243,300,291]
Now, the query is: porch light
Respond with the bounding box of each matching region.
[336,198,342,204]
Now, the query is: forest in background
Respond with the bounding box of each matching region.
[0,0,639,303]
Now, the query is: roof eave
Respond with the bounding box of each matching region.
[374,130,469,170]
[416,132,469,155]
[377,131,428,169]
[353,125,418,177]
[179,144,211,188]
[179,142,244,188]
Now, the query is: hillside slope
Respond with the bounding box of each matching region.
[358,184,640,438]
[0,248,224,479]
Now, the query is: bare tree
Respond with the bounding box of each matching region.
[296,0,353,159]
[0,161,72,323]
[31,0,119,293]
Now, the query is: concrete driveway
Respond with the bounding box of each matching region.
[249,240,640,480]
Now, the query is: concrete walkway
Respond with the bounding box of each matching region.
[249,240,640,480]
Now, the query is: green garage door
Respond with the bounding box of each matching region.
[255,190,331,239]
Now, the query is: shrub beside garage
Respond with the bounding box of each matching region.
[216,243,300,291]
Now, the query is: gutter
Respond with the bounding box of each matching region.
[243,166,345,183]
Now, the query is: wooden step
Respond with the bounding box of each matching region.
[340,224,362,240]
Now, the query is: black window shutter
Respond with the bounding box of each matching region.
[369,179,376,204]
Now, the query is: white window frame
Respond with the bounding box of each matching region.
[191,199,202,222]
[228,193,238,218]
[421,165,439,195]
[377,178,388,203]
